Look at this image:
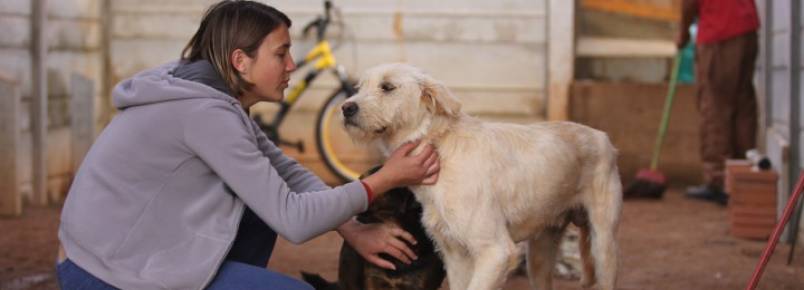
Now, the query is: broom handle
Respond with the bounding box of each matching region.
[744,171,804,290]
[650,53,682,170]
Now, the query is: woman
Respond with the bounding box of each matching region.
[56,1,439,289]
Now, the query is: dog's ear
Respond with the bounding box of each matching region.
[421,76,461,118]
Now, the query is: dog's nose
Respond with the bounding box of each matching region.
[342,102,359,118]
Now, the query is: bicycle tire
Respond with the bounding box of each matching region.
[315,88,383,183]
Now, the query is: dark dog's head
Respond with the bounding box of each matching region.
[358,187,420,225]
[301,167,444,290]
[357,167,422,225]
[357,167,441,276]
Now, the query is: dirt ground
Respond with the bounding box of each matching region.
[2,188,803,290]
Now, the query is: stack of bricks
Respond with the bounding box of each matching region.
[725,160,778,240]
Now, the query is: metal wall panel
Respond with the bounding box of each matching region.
[108,0,549,117]
[761,0,803,243]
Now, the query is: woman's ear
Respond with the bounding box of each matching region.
[421,75,461,118]
[231,49,249,74]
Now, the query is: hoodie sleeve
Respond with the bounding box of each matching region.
[251,120,330,193]
[182,102,368,244]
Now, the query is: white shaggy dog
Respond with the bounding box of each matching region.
[341,63,622,290]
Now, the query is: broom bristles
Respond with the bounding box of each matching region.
[624,169,667,199]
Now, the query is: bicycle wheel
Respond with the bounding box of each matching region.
[315,89,384,183]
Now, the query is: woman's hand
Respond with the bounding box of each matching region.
[337,218,418,270]
[362,140,440,195]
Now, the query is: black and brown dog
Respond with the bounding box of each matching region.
[301,179,445,290]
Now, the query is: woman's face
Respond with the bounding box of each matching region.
[236,24,296,105]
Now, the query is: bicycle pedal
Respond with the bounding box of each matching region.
[296,141,305,153]
[279,139,305,153]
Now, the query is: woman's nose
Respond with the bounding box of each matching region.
[286,55,297,72]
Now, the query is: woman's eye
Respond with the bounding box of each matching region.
[380,82,396,92]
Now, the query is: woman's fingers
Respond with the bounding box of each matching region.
[416,145,438,177]
[366,255,396,270]
[419,153,440,184]
[384,227,417,264]
[413,144,435,163]
[426,162,440,177]
[383,244,411,264]
[422,172,439,185]
[422,150,438,168]
[422,159,439,184]
[383,141,440,186]
[392,228,417,245]
[392,140,420,159]
[388,238,417,262]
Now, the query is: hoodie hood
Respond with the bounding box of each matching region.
[112,60,240,110]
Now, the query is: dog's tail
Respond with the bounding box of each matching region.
[583,132,622,288]
[300,271,339,290]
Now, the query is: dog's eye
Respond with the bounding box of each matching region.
[380,82,396,93]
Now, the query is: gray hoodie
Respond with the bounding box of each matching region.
[58,61,368,290]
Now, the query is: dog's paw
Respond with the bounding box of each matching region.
[580,276,596,288]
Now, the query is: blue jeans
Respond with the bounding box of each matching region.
[56,207,312,290]
[56,259,117,290]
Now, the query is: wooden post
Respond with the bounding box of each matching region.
[100,0,114,129]
[0,75,22,217]
[547,0,576,121]
[31,0,48,205]
[70,74,95,175]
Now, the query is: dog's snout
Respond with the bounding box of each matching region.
[342,102,359,118]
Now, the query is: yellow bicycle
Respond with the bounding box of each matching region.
[255,0,381,183]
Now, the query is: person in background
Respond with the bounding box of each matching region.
[56,1,439,289]
[677,0,759,206]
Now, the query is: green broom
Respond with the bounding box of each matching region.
[624,53,682,199]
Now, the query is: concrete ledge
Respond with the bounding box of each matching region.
[577,37,676,58]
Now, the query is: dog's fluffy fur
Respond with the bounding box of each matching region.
[341,63,623,290]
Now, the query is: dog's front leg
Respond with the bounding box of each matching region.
[440,246,474,290]
[464,238,519,290]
